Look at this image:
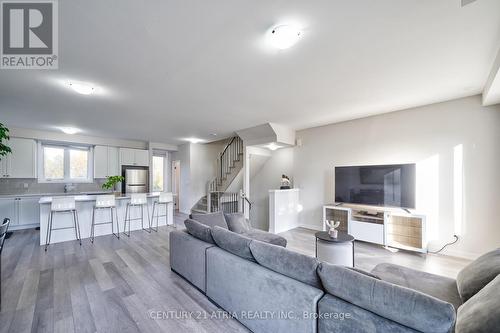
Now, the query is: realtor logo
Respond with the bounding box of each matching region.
[1,0,58,69]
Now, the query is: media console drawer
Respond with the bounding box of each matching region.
[350,220,385,245]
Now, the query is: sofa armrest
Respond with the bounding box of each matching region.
[317,263,456,333]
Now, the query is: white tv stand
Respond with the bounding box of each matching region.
[323,204,427,253]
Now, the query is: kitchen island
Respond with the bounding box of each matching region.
[39,192,174,245]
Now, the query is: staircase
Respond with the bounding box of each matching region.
[191,136,244,214]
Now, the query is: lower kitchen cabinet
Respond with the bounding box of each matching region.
[0,197,40,230]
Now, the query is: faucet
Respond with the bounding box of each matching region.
[64,184,76,193]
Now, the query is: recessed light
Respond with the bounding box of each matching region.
[69,82,95,95]
[60,127,80,135]
[185,138,204,144]
[269,24,302,49]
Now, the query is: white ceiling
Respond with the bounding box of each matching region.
[1,0,500,145]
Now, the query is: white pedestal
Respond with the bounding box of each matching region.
[268,189,300,234]
[316,240,354,267]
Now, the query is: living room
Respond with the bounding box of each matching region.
[1,1,499,333]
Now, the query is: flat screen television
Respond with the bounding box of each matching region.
[335,164,416,209]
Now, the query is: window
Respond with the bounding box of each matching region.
[152,155,164,191]
[39,144,92,182]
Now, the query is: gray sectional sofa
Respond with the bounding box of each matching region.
[169,211,500,333]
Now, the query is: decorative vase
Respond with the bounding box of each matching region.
[329,229,338,238]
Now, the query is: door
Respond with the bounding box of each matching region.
[17,197,39,226]
[94,145,108,178]
[107,147,119,176]
[125,169,148,193]
[134,149,150,166]
[120,148,136,165]
[7,138,36,178]
[172,160,180,211]
[0,198,17,226]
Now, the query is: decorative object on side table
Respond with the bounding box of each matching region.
[325,220,341,238]
[280,174,291,189]
[102,175,125,195]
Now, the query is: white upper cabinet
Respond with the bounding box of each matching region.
[94,145,120,178]
[1,138,37,178]
[119,148,149,167]
[134,149,149,166]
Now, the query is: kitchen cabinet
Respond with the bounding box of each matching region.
[1,138,37,178]
[94,146,119,178]
[0,197,40,230]
[119,148,149,167]
[0,198,17,225]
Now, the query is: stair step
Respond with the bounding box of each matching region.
[191,208,207,214]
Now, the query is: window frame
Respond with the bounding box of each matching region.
[152,155,165,192]
[38,142,94,183]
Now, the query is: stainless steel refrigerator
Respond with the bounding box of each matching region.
[122,166,149,193]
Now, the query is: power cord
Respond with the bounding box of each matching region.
[428,235,459,254]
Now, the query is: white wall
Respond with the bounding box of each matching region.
[172,144,191,214]
[294,95,500,259]
[250,148,294,230]
[189,142,224,211]
[172,141,225,214]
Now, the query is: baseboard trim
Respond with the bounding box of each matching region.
[298,224,323,231]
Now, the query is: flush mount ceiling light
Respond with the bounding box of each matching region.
[68,81,95,95]
[269,24,302,49]
[60,127,80,135]
[267,143,282,151]
[185,138,204,144]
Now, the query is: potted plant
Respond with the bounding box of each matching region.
[102,175,125,195]
[0,123,12,161]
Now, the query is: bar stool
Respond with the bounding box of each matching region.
[91,195,120,243]
[123,193,150,236]
[45,197,81,251]
[150,192,174,232]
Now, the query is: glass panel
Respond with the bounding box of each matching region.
[70,149,88,179]
[43,147,64,179]
[152,156,164,191]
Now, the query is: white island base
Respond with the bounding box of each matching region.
[39,193,174,246]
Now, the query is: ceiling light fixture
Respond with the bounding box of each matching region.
[69,82,95,95]
[185,138,204,144]
[267,143,281,151]
[269,24,302,49]
[60,127,80,135]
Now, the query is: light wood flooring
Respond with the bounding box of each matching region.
[0,213,470,333]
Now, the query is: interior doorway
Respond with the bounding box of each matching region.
[172,160,180,212]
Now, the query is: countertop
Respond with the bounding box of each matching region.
[38,192,166,204]
[0,191,114,199]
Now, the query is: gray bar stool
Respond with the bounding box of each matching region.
[0,218,11,311]
[91,195,120,242]
[150,192,174,232]
[123,193,150,236]
[45,197,81,251]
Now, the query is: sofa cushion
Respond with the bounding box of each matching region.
[184,219,215,244]
[211,226,254,261]
[456,275,500,333]
[242,229,287,247]
[318,263,456,333]
[372,263,462,310]
[190,211,228,229]
[224,212,250,234]
[249,240,322,288]
[456,248,500,302]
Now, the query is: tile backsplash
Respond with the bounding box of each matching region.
[0,178,108,195]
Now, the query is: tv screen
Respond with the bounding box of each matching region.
[335,164,416,209]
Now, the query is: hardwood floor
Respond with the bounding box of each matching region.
[0,213,470,333]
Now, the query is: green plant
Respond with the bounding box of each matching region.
[102,175,124,190]
[0,123,12,161]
